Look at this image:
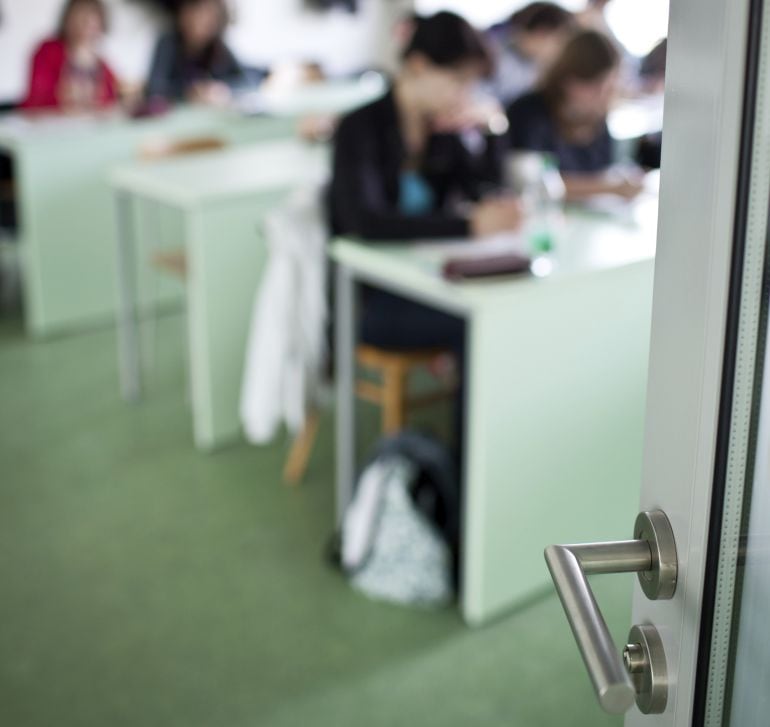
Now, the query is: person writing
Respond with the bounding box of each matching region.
[506,30,644,200]
[330,11,522,242]
[330,11,523,461]
[21,0,118,112]
[145,0,244,105]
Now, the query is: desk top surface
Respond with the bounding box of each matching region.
[234,75,386,116]
[110,139,329,207]
[0,105,254,145]
[0,78,383,149]
[331,193,658,314]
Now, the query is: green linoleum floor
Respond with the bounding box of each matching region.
[0,315,627,727]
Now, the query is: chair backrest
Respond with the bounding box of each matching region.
[138,136,227,161]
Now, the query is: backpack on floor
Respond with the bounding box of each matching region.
[339,432,460,608]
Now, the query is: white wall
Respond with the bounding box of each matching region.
[229,0,414,76]
[415,0,669,56]
[0,0,412,102]
[415,0,583,28]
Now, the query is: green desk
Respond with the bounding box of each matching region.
[0,108,293,336]
[330,197,658,625]
[0,78,384,338]
[110,140,329,450]
[0,107,295,337]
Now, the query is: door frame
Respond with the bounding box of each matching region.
[628,0,770,724]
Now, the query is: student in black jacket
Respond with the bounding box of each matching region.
[330,12,522,242]
[330,11,523,460]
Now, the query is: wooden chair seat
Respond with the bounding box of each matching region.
[355,344,447,370]
[354,344,456,435]
[283,344,457,485]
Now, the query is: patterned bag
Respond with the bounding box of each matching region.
[340,433,459,608]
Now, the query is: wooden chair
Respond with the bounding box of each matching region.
[354,345,457,435]
[283,409,322,485]
[282,344,457,486]
[137,136,227,280]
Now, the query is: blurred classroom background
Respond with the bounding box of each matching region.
[0,1,667,725]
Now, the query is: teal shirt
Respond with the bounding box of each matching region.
[399,170,436,216]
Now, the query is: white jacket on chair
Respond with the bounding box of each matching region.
[240,185,328,444]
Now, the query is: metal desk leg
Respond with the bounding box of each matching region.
[335,264,356,525]
[114,190,141,401]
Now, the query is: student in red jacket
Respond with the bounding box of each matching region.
[21,0,118,112]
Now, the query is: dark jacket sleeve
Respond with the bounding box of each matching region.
[506,93,535,151]
[451,130,505,202]
[330,116,471,241]
[214,45,246,87]
[145,35,179,101]
[595,123,615,171]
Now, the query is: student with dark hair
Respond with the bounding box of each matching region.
[330,11,523,458]
[145,0,244,105]
[486,2,575,105]
[331,11,520,241]
[506,29,644,200]
[21,0,118,111]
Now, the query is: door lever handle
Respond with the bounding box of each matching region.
[544,510,677,714]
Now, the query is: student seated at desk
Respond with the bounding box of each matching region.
[485,2,575,106]
[20,0,118,112]
[330,11,522,241]
[145,0,244,106]
[506,30,645,201]
[330,11,523,454]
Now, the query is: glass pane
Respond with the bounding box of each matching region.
[697,1,770,722]
[725,321,770,725]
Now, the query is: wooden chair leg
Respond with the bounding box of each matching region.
[283,410,321,486]
[381,364,408,435]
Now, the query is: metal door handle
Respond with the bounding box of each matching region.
[544,510,677,714]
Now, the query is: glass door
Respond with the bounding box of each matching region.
[713,315,770,726]
[629,0,770,720]
[542,0,770,723]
